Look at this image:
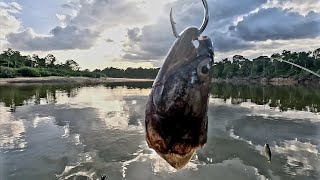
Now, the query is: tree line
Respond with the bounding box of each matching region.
[0,48,319,79]
[0,48,159,78]
[212,48,320,80]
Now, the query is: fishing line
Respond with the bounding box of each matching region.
[262,50,268,144]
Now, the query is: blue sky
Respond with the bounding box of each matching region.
[1,0,320,70]
[2,0,63,33]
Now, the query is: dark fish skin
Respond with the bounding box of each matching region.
[100,175,107,180]
[265,143,272,163]
[145,27,214,169]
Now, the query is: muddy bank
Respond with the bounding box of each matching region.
[212,77,320,86]
[0,77,154,85]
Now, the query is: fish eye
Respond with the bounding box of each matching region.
[197,58,211,81]
[201,65,209,74]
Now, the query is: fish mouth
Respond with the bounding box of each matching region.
[156,149,196,170]
[145,120,201,169]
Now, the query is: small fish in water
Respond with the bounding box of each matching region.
[265,143,272,163]
[145,0,213,169]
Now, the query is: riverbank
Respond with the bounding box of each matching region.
[1,76,319,86]
[0,76,154,85]
[212,77,320,86]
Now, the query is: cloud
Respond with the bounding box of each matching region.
[122,0,320,64]
[264,0,320,15]
[3,0,320,67]
[0,2,22,13]
[230,8,320,41]
[208,0,267,20]
[122,0,268,62]
[7,26,99,51]
[211,32,254,52]
[0,2,22,50]
[61,1,79,10]
[55,14,73,27]
[105,38,114,43]
[122,18,175,63]
[162,0,268,34]
[69,0,147,28]
[127,28,141,42]
[6,0,148,51]
[9,2,22,11]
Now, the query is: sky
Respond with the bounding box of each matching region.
[1,0,320,70]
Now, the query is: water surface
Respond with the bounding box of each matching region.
[0,82,319,180]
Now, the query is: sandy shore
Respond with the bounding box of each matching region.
[0,76,154,84]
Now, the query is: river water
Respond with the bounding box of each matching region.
[0,82,319,180]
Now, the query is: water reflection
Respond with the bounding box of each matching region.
[103,81,153,89]
[0,107,27,151]
[0,82,319,180]
[208,95,320,178]
[0,82,319,113]
[211,83,320,112]
[0,84,81,108]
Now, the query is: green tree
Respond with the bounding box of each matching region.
[64,59,80,71]
[32,54,46,68]
[45,54,57,68]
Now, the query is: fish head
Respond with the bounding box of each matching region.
[153,27,214,118]
[145,27,214,169]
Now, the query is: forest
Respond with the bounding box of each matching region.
[0,48,319,79]
[212,48,320,80]
[0,48,159,78]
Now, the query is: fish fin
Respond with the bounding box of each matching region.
[268,160,272,164]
